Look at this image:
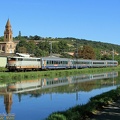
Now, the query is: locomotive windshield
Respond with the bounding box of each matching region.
[8,57,16,61]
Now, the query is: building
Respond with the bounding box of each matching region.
[0,19,16,53]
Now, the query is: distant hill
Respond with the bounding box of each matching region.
[58,37,120,53]
[13,35,120,53]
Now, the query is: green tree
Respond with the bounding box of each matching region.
[26,40,36,54]
[0,36,4,41]
[95,49,101,60]
[37,40,50,52]
[34,47,49,57]
[58,41,69,53]
[33,35,41,40]
[18,47,27,53]
[16,39,28,53]
[52,42,59,53]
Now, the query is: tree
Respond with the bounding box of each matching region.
[74,45,96,59]
[18,31,21,40]
[52,42,59,53]
[0,36,4,41]
[16,39,28,53]
[95,49,101,60]
[26,40,36,54]
[58,41,69,53]
[37,40,50,52]
[18,47,27,53]
[82,45,96,59]
[34,47,49,57]
[33,35,41,40]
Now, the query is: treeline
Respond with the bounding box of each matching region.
[15,39,69,57]
[0,35,120,63]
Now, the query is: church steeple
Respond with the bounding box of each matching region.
[4,19,13,42]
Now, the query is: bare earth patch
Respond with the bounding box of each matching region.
[89,100,120,120]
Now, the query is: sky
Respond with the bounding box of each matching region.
[0,0,120,45]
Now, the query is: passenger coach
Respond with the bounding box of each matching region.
[41,57,72,69]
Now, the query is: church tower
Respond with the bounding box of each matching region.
[0,19,17,53]
[4,19,13,42]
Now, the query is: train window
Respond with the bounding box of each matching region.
[18,58,23,61]
[47,60,51,64]
[54,61,59,64]
[93,62,104,64]
[72,61,75,64]
[37,59,40,61]
[63,61,68,64]
[10,58,16,61]
[107,62,114,64]
[47,61,49,64]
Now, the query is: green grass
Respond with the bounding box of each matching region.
[0,66,120,81]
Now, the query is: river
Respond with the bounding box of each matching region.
[0,71,120,120]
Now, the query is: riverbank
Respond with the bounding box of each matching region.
[90,99,120,120]
[0,66,120,81]
[46,87,120,120]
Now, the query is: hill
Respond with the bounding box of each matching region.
[2,35,119,63]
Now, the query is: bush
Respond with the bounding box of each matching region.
[47,113,67,120]
[0,67,7,72]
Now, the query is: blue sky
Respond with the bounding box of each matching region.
[0,0,120,45]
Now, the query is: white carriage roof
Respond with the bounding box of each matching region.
[16,53,30,58]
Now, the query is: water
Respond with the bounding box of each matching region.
[0,71,120,120]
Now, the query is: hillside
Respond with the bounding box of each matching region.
[1,35,120,62]
[54,37,120,53]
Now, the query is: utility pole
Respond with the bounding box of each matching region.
[76,40,78,69]
[112,49,114,61]
[112,49,114,68]
[49,42,52,57]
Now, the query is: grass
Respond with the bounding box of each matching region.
[0,66,120,82]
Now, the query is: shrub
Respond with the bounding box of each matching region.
[47,113,67,120]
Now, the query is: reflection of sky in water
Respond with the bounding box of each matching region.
[9,85,117,120]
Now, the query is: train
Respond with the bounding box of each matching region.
[6,55,118,71]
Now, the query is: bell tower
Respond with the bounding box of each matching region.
[1,19,16,53]
[4,19,13,42]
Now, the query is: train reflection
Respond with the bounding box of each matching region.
[7,72,118,93]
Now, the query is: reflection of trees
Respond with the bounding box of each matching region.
[30,91,42,98]
[19,91,42,98]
